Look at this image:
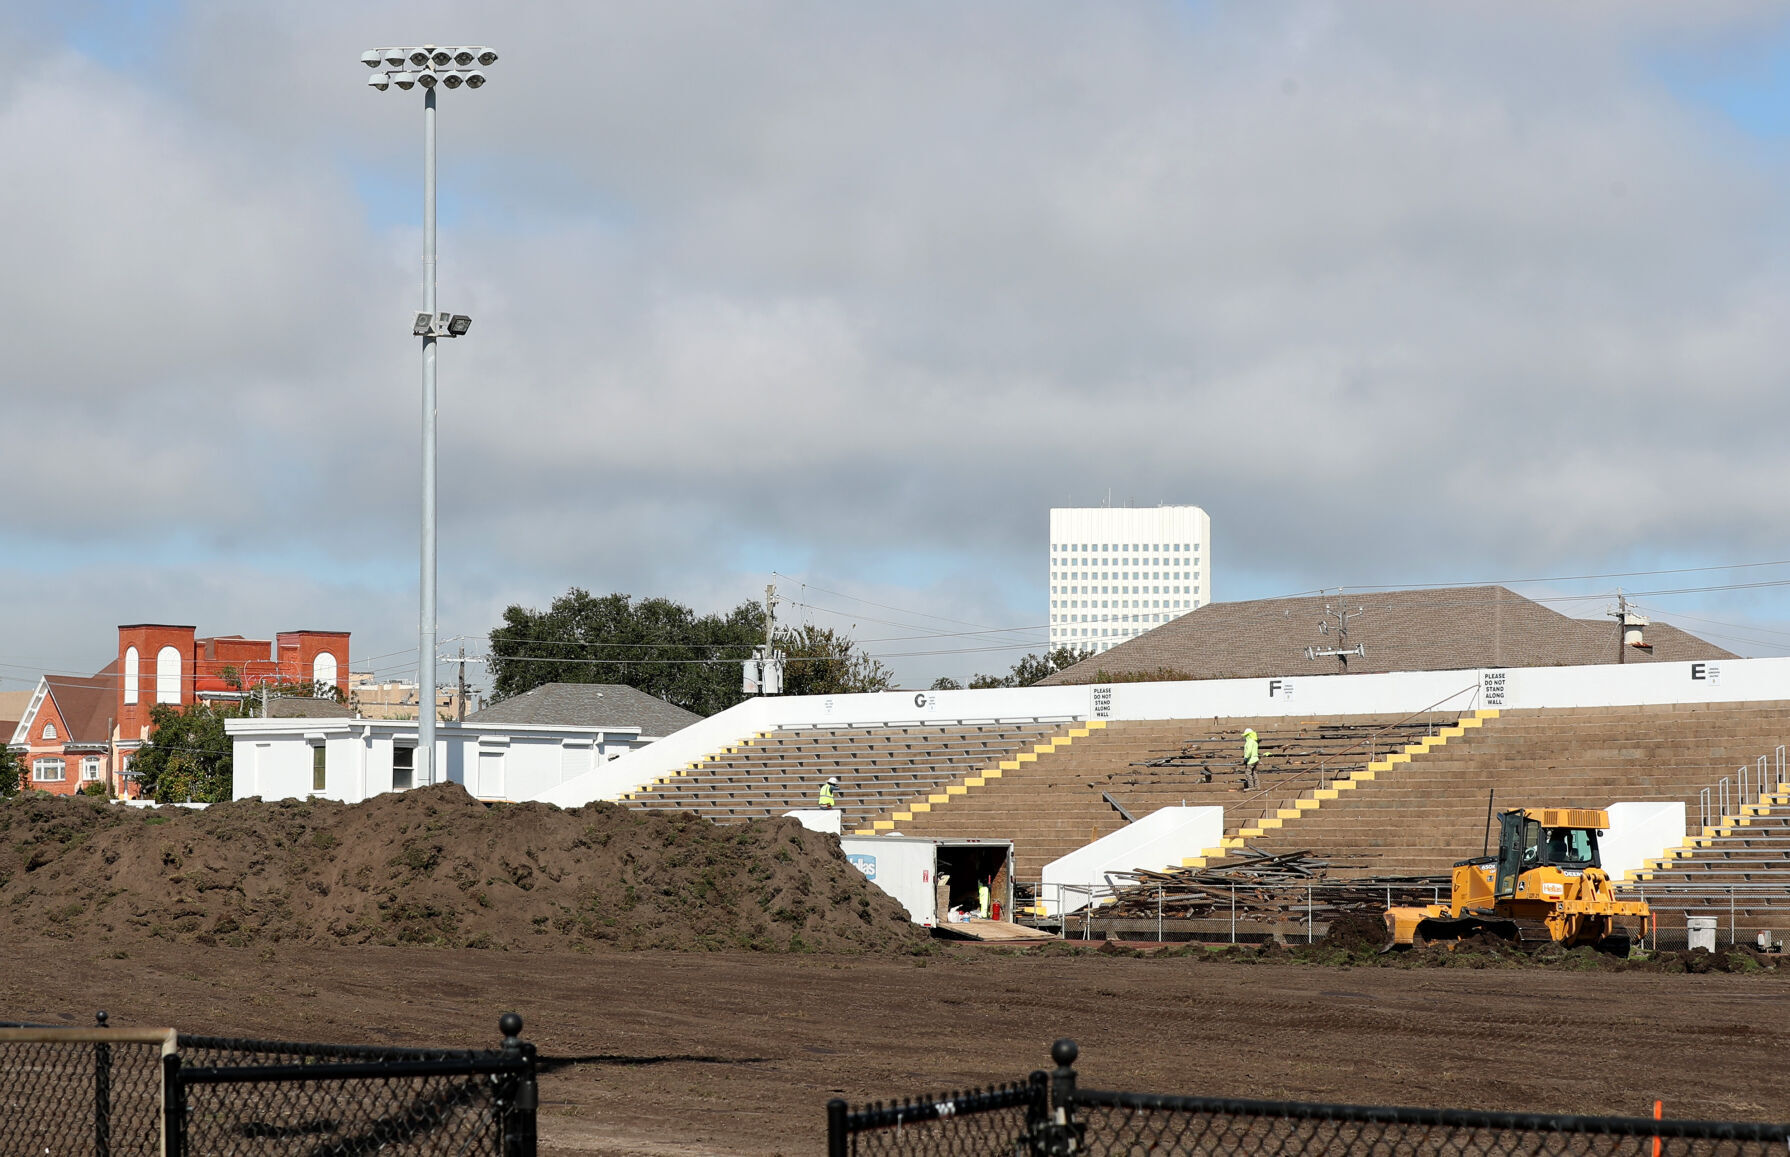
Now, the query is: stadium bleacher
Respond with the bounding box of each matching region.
[618,720,1066,831]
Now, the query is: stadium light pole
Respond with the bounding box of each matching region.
[361,44,496,787]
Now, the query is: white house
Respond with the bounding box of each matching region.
[226,682,705,805]
[226,718,646,804]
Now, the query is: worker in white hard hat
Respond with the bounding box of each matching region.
[818,777,839,809]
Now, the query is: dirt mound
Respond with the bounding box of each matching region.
[0,785,930,953]
[1319,912,1390,953]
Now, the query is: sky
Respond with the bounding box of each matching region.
[7,0,1790,693]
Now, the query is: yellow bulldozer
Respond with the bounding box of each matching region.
[1384,807,1651,956]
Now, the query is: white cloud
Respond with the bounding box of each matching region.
[5,1,1790,689]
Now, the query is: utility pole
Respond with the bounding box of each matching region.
[1305,597,1366,668]
[457,645,468,721]
[765,583,776,657]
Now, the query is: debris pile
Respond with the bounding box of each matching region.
[1101,849,1447,923]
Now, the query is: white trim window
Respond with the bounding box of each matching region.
[41,723,56,741]
[33,758,66,783]
[81,757,102,781]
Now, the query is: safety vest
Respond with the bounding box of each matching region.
[1243,731,1259,763]
[819,783,836,808]
[977,883,990,917]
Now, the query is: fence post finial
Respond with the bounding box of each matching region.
[1047,1040,1081,1155]
[95,1010,107,1027]
[500,1013,523,1051]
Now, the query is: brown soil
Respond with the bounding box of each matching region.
[4,939,1790,1156]
[0,786,926,953]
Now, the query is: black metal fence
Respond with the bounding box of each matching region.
[0,1012,536,1156]
[830,1041,1790,1157]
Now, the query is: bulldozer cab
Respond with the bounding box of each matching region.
[1493,809,1603,899]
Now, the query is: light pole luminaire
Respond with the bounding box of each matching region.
[362,44,495,787]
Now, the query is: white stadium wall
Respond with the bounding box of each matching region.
[538,655,1790,809]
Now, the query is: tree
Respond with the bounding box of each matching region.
[777,625,895,696]
[0,743,21,798]
[930,676,963,691]
[964,647,1086,690]
[488,589,897,713]
[130,703,234,804]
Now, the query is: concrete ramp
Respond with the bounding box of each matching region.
[1040,805,1224,917]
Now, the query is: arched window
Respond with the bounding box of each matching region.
[41,723,56,741]
[155,646,181,704]
[312,652,338,693]
[123,646,140,705]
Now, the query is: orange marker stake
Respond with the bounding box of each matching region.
[1652,1099,1663,1157]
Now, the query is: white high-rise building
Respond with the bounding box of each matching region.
[1048,506,1211,655]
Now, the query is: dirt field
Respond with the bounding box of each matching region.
[6,936,1790,1156]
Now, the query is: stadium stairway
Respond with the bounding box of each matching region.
[1222,702,1790,882]
[616,720,1068,833]
[1629,772,1790,943]
[860,711,1479,879]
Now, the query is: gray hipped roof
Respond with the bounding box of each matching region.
[1040,585,1736,686]
[465,683,703,736]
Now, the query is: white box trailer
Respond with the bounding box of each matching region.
[840,836,1015,928]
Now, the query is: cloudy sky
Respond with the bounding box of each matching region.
[6,0,1790,692]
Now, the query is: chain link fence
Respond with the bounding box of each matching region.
[0,1017,171,1156]
[832,1041,1790,1157]
[0,1013,536,1157]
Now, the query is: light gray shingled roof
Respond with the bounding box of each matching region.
[1039,585,1737,686]
[465,683,704,736]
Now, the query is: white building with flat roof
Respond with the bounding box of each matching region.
[1048,506,1210,655]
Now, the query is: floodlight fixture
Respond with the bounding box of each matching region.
[475,48,498,66]
[367,73,390,90]
[408,48,431,68]
[452,48,476,66]
[361,50,384,68]
[447,314,472,337]
[383,49,409,68]
[463,70,486,89]
[392,71,416,90]
[441,72,464,89]
[431,48,454,68]
[416,70,438,89]
[413,312,433,336]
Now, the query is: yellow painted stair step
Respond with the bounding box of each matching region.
[911,802,932,813]
[873,821,894,831]
[946,785,967,795]
[1276,808,1300,820]
[1314,789,1339,800]
[1259,817,1285,829]
[894,812,913,822]
[1238,827,1264,838]
[964,777,985,788]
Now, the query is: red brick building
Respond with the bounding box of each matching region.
[7,625,350,797]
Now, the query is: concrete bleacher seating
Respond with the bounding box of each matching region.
[1227,703,1790,884]
[869,713,1465,878]
[1632,789,1790,943]
[618,721,1066,831]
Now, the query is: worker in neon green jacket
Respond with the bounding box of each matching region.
[1241,728,1260,790]
[818,777,838,809]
